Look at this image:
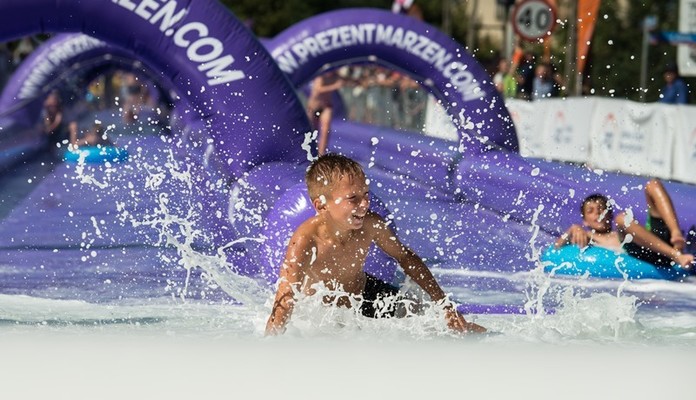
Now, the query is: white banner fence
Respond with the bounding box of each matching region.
[506,98,696,185]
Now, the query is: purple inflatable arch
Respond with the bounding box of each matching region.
[0,0,312,177]
[266,8,517,152]
[0,33,176,124]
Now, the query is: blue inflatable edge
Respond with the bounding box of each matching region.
[63,146,129,163]
[541,244,689,281]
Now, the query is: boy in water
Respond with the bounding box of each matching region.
[68,121,111,149]
[265,154,486,335]
[555,179,694,269]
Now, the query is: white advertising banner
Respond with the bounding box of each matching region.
[423,95,459,141]
[589,99,674,178]
[434,97,690,183]
[678,0,696,76]
[506,99,547,158]
[539,98,593,163]
[672,104,696,184]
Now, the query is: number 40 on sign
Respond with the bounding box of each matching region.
[512,0,557,42]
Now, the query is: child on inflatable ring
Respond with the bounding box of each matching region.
[68,121,112,149]
[555,179,694,270]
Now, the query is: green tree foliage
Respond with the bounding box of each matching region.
[220,0,690,102]
[220,0,391,38]
[587,0,685,102]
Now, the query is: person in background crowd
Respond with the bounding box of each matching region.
[12,37,35,66]
[532,63,556,100]
[399,76,427,131]
[493,58,518,99]
[120,72,149,124]
[516,51,536,100]
[659,63,689,104]
[306,71,344,155]
[41,91,69,153]
[392,0,423,20]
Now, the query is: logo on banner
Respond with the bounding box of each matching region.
[618,129,645,153]
[551,110,572,144]
[272,23,485,101]
[18,35,105,100]
[112,0,245,86]
[600,112,618,150]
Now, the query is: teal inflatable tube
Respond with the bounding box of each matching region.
[542,245,689,281]
[63,146,129,164]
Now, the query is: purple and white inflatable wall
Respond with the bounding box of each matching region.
[266,8,518,153]
[0,0,313,178]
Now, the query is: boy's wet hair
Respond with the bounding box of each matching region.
[581,193,613,218]
[305,153,366,200]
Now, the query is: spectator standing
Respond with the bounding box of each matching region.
[659,64,689,104]
[532,63,556,100]
[392,0,423,20]
[12,37,35,66]
[306,71,343,155]
[41,91,70,154]
[516,51,536,100]
[493,58,518,99]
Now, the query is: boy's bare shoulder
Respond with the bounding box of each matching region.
[362,211,390,235]
[288,216,321,246]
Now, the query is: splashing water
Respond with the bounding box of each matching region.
[505,199,643,344]
[31,132,686,347]
[112,148,271,306]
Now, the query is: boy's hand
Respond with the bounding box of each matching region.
[445,308,486,334]
[566,224,590,247]
[675,252,694,269]
[671,234,686,252]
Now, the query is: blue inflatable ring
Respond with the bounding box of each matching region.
[63,146,129,163]
[542,245,689,281]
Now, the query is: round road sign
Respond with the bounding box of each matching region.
[512,0,557,42]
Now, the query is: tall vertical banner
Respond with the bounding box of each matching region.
[679,0,696,76]
[672,105,696,184]
[576,0,601,75]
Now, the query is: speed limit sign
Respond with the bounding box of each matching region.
[512,0,557,42]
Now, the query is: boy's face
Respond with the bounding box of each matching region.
[316,174,370,231]
[582,201,612,233]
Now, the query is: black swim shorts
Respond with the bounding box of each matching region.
[623,216,673,267]
[360,273,400,318]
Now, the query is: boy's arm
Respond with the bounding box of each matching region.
[367,212,485,333]
[265,231,313,336]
